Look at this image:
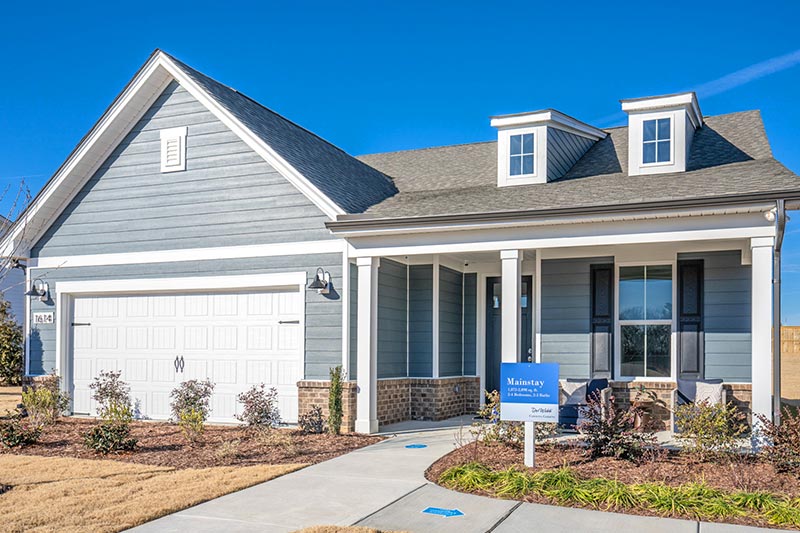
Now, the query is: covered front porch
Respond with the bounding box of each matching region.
[333,208,778,434]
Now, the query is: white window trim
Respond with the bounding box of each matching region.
[614,260,678,381]
[509,132,536,178]
[160,126,187,173]
[641,116,674,167]
[497,126,547,186]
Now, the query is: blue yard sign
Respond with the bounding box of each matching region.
[500,362,560,423]
[422,507,464,517]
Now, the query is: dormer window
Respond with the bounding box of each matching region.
[509,133,534,176]
[642,118,671,164]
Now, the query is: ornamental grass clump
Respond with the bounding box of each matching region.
[84,370,137,454]
[438,462,800,527]
[171,379,214,444]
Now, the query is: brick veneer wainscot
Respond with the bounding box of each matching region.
[296,380,358,433]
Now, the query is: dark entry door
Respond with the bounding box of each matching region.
[485,276,533,394]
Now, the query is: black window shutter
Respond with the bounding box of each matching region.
[677,259,704,379]
[590,264,614,378]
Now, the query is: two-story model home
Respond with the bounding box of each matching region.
[4,50,797,432]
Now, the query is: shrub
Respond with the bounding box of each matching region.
[171,379,214,443]
[83,422,137,454]
[756,407,800,472]
[578,392,656,461]
[0,298,23,386]
[535,422,559,443]
[88,370,133,422]
[21,373,70,426]
[328,365,344,435]
[235,383,280,432]
[214,439,241,463]
[0,415,42,448]
[472,390,524,447]
[83,371,136,454]
[674,400,746,461]
[298,406,326,434]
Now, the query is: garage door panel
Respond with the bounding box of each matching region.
[71,288,303,423]
[212,326,238,350]
[245,360,271,384]
[96,327,119,350]
[184,326,208,350]
[125,327,149,349]
[125,359,149,382]
[152,327,176,350]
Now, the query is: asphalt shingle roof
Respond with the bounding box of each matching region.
[356,110,799,218]
[167,54,397,214]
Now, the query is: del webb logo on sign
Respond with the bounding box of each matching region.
[500,362,559,423]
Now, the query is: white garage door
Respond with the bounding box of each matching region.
[70,289,303,423]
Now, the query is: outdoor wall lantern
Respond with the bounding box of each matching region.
[25,278,50,302]
[307,267,332,295]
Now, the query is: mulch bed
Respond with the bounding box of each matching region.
[426,441,800,529]
[3,418,382,469]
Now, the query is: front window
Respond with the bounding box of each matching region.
[619,265,672,377]
[642,118,671,164]
[510,133,534,176]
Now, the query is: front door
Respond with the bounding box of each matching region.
[485,276,533,394]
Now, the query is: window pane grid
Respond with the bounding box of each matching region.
[509,133,534,176]
[619,264,672,378]
[642,118,671,164]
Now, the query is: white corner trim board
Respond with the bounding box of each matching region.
[31,239,346,269]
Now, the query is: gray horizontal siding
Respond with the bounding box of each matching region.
[33,81,333,257]
[463,273,477,375]
[541,258,596,379]
[680,250,752,382]
[349,264,358,380]
[378,259,408,379]
[27,252,342,380]
[409,265,433,377]
[547,128,596,181]
[439,266,463,377]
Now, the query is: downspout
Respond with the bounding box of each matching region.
[773,199,787,425]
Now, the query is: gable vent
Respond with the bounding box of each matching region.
[160,126,187,172]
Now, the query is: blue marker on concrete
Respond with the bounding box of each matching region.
[405,444,428,449]
[422,507,464,517]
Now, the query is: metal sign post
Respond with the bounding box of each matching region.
[500,362,560,468]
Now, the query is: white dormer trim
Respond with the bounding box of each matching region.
[491,109,607,141]
[621,92,703,129]
[491,109,605,187]
[622,92,703,177]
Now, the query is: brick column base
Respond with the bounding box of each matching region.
[296,380,357,433]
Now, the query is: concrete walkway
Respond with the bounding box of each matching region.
[129,426,792,533]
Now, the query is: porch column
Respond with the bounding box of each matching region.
[751,237,774,425]
[355,257,379,434]
[501,250,522,362]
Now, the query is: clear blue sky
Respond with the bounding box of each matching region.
[2,1,800,319]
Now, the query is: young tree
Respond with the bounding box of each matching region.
[0,297,23,385]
